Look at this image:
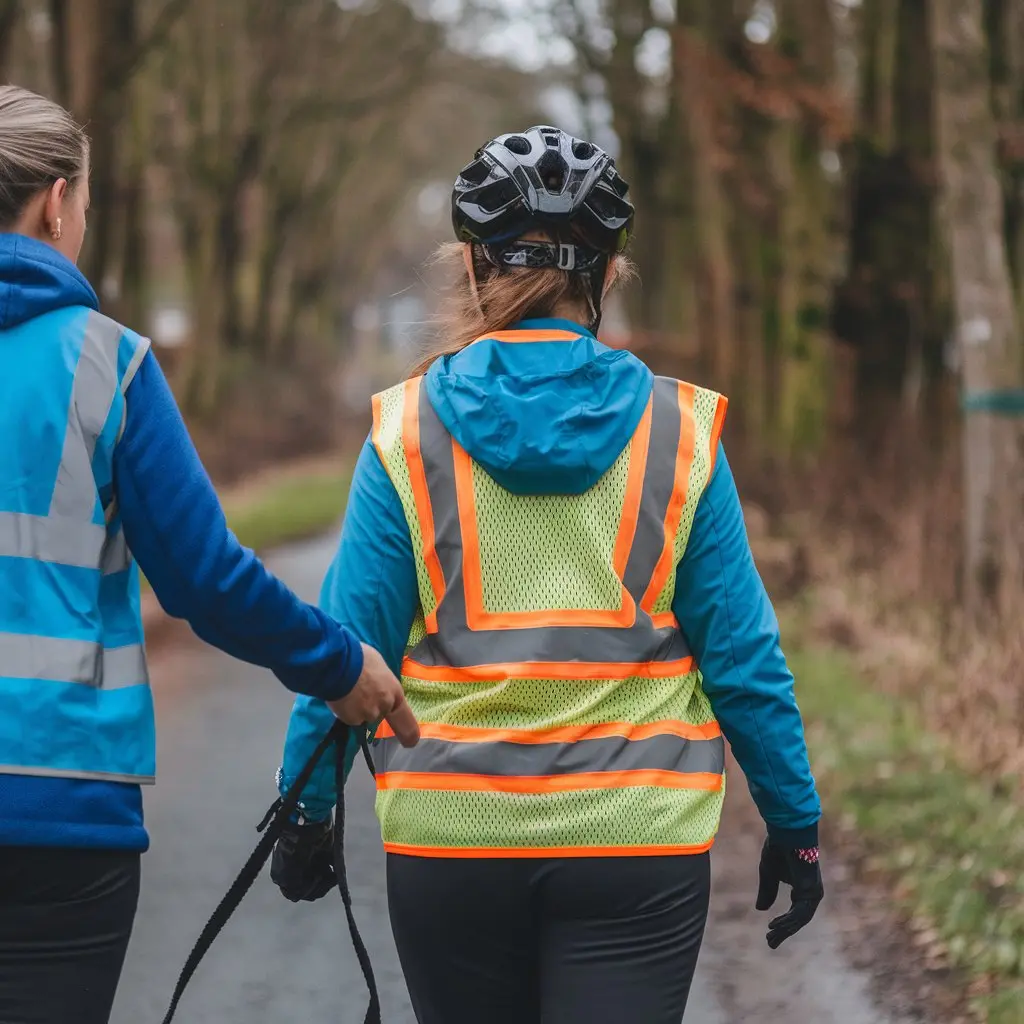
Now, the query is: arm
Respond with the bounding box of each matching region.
[113,351,362,702]
[278,436,420,820]
[673,444,821,847]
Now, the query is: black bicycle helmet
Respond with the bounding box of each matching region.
[451,126,634,329]
[452,125,633,251]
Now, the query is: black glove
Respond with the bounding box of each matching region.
[271,817,337,903]
[755,837,824,949]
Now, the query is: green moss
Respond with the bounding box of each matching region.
[788,640,1024,1022]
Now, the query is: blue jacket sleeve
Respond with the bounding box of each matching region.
[673,444,821,847]
[113,351,363,702]
[277,435,419,820]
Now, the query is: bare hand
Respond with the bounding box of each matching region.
[326,643,419,747]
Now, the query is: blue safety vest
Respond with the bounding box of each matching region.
[0,305,154,784]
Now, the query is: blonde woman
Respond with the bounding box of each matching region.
[273,126,822,1023]
[0,86,416,1024]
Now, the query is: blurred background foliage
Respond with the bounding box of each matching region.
[2,0,1022,638]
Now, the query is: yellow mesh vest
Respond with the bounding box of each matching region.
[370,357,729,858]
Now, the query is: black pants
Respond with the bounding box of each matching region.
[387,852,710,1024]
[0,847,140,1024]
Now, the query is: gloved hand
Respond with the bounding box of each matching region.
[755,837,824,949]
[271,817,337,902]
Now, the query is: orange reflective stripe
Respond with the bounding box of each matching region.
[474,330,583,344]
[401,655,696,682]
[454,398,652,631]
[708,393,728,476]
[375,718,722,744]
[377,770,724,795]
[403,377,445,632]
[651,611,678,629]
[371,391,385,460]
[383,839,716,859]
[642,382,697,612]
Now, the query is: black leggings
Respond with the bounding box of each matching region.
[0,847,140,1024]
[387,852,710,1024]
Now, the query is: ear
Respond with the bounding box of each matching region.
[43,178,68,237]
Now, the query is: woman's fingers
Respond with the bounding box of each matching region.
[385,692,420,748]
[327,644,419,747]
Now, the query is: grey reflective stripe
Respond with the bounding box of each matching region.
[418,381,460,596]
[409,624,691,668]
[0,511,109,568]
[621,377,681,598]
[0,512,130,574]
[120,333,150,395]
[115,333,150,444]
[410,381,693,669]
[50,312,123,521]
[375,732,725,780]
[99,529,131,575]
[0,763,155,786]
[0,633,148,689]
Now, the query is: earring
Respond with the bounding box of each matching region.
[51,218,62,241]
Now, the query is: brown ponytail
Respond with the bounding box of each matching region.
[409,241,633,377]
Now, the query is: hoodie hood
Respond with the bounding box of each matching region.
[424,318,653,495]
[0,233,98,330]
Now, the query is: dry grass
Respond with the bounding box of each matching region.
[749,487,1024,793]
[739,422,1024,792]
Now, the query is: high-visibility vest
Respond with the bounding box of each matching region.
[370,345,729,858]
[0,306,153,785]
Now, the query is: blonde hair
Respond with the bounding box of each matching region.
[0,86,88,228]
[411,241,634,376]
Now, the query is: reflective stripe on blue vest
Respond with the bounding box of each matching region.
[0,306,155,784]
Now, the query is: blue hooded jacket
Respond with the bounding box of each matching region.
[0,234,364,852]
[280,319,821,847]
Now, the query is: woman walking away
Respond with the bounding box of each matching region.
[0,85,417,1024]
[272,125,822,1024]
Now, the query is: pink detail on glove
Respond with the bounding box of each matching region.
[796,847,820,864]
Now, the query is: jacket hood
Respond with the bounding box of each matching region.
[424,318,653,495]
[0,233,98,330]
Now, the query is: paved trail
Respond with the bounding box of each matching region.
[111,534,917,1024]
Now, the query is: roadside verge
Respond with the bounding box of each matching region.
[782,604,1024,1024]
[140,454,351,642]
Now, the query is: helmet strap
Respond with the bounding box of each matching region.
[463,243,485,318]
[587,255,610,333]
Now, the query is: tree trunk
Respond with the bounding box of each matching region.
[832,0,947,454]
[674,7,735,392]
[0,0,19,80]
[931,0,1024,617]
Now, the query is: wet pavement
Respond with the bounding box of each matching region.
[111,533,919,1024]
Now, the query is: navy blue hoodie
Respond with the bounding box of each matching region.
[0,233,363,851]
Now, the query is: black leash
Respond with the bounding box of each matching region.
[160,721,381,1024]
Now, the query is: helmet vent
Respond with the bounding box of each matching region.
[572,141,595,160]
[504,135,531,155]
[536,150,567,193]
[475,178,520,213]
[459,158,491,186]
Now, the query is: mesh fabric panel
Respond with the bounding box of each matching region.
[377,782,725,851]
[407,612,427,649]
[400,672,713,730]
[652,387,722,614]
[472,441,631,613]
[374,383,437,621]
